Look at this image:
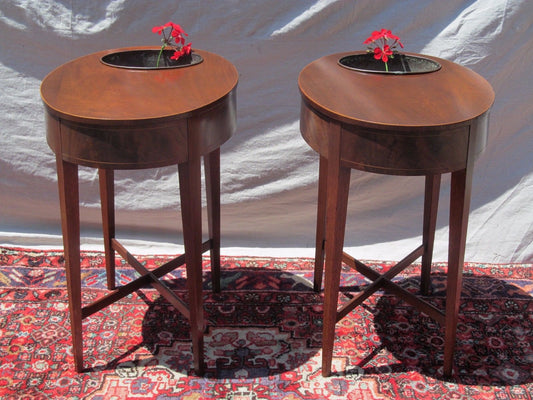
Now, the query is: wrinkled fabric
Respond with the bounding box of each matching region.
[0,0,532,262]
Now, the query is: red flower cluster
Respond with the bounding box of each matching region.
[363,29,403,70]
[152,22,192,65]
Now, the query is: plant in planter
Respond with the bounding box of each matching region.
[100,21,202,70]
[152,21,192,67]
[338,28,441,75]
[363,29,403,72]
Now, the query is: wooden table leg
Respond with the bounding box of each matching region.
[420,174,441,295]
[99,168,116,290]
[322,127,351,377]
[313,155,328,292]
[443,165,473,376]
[204,148,221,293]
[56,157,84,372]
[178,156,205,376]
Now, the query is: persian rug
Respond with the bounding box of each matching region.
[0,246,532,399]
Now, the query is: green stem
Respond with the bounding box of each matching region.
[385,62,389,72]
[156,44,165,67]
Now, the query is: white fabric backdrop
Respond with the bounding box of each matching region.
[0,0,532,262]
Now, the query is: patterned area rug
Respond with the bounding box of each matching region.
[0,246,532,399]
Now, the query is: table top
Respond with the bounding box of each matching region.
[298,51,494,130]
[41,47,238,125]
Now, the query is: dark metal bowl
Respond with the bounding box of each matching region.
[339,53,441,75]
[101,49,203,70]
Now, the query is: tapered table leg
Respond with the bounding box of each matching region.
[178,157,205,376]
[420,174,441,295]
[56,158,84,372]
[443,166,472,376]
[99,168,116,290]
[314,155,328,292]
[204,148,221,293]
[321,127,351,377]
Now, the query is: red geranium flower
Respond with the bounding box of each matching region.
[152,22,171,35]
[381,29,404,48]
[170,43,192,60]
[373,44,393,62]
[152,21,192,67]
[363,30,382,44]
[169,23,187,45]
[363,28,403,71]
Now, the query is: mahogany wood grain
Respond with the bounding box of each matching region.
[80,240,212,319]
[299,52,494,377]
[56,158,83,373]
[205,148,221,293]
[321,123,351,378]
[312,155,328,292]
[421,174,441,296]
[41,47,238,375]
[98,168,115,290]
[178,136,205,374]
[42,48,237,169]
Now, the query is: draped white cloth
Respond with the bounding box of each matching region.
[1,0,532,262]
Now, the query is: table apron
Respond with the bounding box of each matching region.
[300,102,489,176]
[46,91,236,169]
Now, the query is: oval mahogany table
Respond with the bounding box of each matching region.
[299,51,494,377]
[41,47,238,375]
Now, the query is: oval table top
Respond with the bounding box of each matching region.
[40,47,239,125]
[298,51,494,130]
